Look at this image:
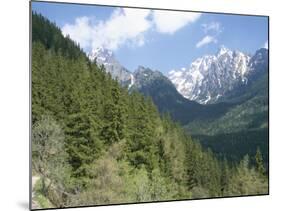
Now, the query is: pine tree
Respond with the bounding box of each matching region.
[65,112,101,187]
[255,147,265,176]
[220,157,231,195]
[185,141,199,190]
[101,85,127,145]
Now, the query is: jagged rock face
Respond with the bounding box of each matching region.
[168,46,256,104]
[247,48,268,81]
[89,47,134,87]
[132,66,165,89]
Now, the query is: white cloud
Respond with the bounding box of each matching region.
[195,21,222,48]
[264,40,268,49]
[62,8,152,51]
[152,11,201,34]
[91,8,152,50]
[62,16,94,49]
[202,21,222,34]
[62,8,202,52]
[196,35,217,48]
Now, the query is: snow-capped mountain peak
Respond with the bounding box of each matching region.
[89,46,115,64]
[88,45,267,105]
[217,45,230,57]
[89,47,133,87]
[168,47,261,104]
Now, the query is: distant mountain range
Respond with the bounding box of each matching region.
[89,44,268,128]
[89,46,268,105]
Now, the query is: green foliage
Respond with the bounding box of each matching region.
[32,116,71,188]
[255,147,266,176]
[32,116,73,207]
[220,158,231,195]
[129,166,152,202]
[31,12,269,209]
[126,92,158,170]
[185,94,268,136]
[101,86,128,144]
[32,12,86,60]
[65,112,101,187]
[34,186,54,209]
[226,155,268,196]
[184,72,268,165]
[193,129,269,164]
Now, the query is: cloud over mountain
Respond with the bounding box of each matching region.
[62,8,201,52]
[196,35,217,48]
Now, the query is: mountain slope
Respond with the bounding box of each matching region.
[217,48,268,104]
[131,66,234,125]
[184,68,268,162]
[129,56,268,164]
[86,50,235,125]
[184,48,268,135]
[87,45,268,135]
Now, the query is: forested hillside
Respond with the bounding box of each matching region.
[185,68,268,162]
[31,13,268,209]
[127,65,268,164]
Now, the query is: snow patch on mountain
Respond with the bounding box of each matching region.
[168,46,253,104]
[128,74,135,89]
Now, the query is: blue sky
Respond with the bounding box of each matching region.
[32,1,268,75]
